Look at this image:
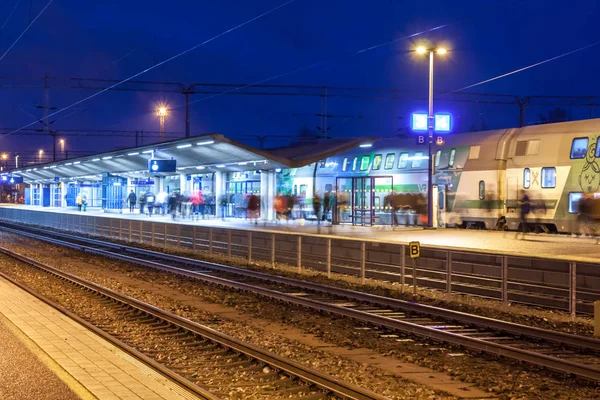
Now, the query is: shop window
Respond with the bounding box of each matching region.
[398,152,409,169]
[373,154,382,170]
[342,157,348,172]
[435,150,441,167]
[411,151,424,168]
[541,167,556,188]
[352,156,358,171]
[479,180,485,200]
[523,168,530,189]
[360,155,371,171]
[384,153,395,170]
[571,137,588,159]
[569,192,583,213]
[449,148,456,167]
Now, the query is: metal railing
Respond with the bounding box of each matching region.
[1,207,598,317]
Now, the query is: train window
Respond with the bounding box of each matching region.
[373,154,382,170]
[527,140,540,155]
[412,151,424,168]
[596,138,600,158]
[571,138,588,159]
[352,157,359,171]
[439,190,445,210]
[398,153,409,168]
[435,150,441,167]
[515,141,528,156]
[449,148,456,167]
[360,155,371,171]
[342,158,348,172]
[479,180,485,200]
[569,192,583,213]
[384,153,395,169]
[468,145,480,159]
[523,168,530,189]
[541,167,556,188]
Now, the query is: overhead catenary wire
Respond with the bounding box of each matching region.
[0,0,24,33]
[449,40,600,93]
[0,0,54,64]
[1,0,297,138]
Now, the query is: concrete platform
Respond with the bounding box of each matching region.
[7,204,600,262]
[0,275,202,400]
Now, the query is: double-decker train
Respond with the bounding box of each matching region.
[276,118,600,232]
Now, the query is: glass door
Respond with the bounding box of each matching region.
[334,177,352,224]
[373,176,393,226]
[352,177,372,226]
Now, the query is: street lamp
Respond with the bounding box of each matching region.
[15,155,19,169]
[156,105,168,139]
[415,46,447,228]
[38,149,44,163]
[59,139,65,157]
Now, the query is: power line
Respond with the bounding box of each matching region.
[1,0,296,138]
[450,40,600,93]
[0,0,53,64]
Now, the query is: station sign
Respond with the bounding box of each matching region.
[148,159,176,173]
[54,176,60,182]
[0,175,23,184]
[416,135,446,146]
[131,179,155,185]
[409,241,421,259]
[411,112,453,133]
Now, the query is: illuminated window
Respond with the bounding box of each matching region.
[372,154,382,170]
[449,148,456,167]
[469,145,480,159]
[352,157,358,171]
[541,167,556,188]
[571,138,588,159]
[523,168,530,189]
[412,151,424,168]
[479,180,485,200]
[569,192,583,213]
[300,184,307,195]
[435,150,441,167]
[360,155,371,171]
[384,153,395,170]
[342,158,348,172]
[398,152,409,169]
[596,138,600,158]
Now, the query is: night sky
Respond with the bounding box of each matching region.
[0,0,599,166]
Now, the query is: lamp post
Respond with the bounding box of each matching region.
[416,46,447,228]
[15,155,19,169]
[156,106,168,139]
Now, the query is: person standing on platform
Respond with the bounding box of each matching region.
[145,192,155,216]
[128,190,137,213]
[156,191,168,215]
[313,193,322,232]
[515,190,531,239]
[247,193,260,225]
[76,194,83,212]
[139,192,146,214]
[323,192,331,223]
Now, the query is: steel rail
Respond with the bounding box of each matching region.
[0,246,389,400]
[0,271,217,400]
[2,224,600,382]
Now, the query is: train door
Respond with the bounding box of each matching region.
[352,177,372,226]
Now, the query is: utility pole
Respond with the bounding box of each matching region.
[182,84,194,138]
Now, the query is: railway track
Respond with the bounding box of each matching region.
[0,247,388,400]
[2,223,600,384]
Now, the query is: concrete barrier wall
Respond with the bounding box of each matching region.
[0,207,598,314]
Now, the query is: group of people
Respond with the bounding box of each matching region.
[274,192,333,224]
[383,192,428,227]
[75,193,88,211]
[127,189,216,219]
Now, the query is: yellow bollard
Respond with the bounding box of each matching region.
[595,301,600,338]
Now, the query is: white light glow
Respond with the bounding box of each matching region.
[65,163,73,166]
[196,140,214,146]
[216,164,225,168]
[49,166,57,169]
[127,152,140,156]
[142,150,154,154]
[238,162,247,165]
[73,161,81,165]
[102,156,113,160]
[177,144,192,149]
[196,166,205,170]
[359,143,372,148]
[43,167,49,169]
[92,158,100,162]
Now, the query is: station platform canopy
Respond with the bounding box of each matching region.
[8,133,376,184]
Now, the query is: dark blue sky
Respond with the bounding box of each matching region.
[0,0,599,165]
